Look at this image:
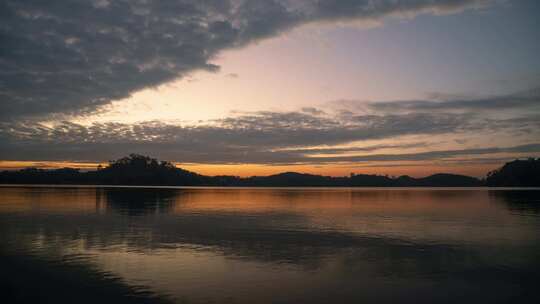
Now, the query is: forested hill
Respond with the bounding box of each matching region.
[486,158,540,187]
[0,154,538,187]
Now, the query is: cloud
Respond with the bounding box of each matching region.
[301,107,326,115]
[0,111,464,161]
[327,87,540,115]
[305,143,540,163]
[0,0,496,121]
[1,96,538,165]
[279,142,430,155]
[225,73,239,78]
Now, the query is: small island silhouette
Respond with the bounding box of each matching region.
[0,154,538,187]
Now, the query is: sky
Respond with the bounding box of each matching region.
[0,0,539,177]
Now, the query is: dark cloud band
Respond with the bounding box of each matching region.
[0,0,494,120]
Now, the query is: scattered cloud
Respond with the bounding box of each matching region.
[366,87,540,113]
[1,89,538,165]
[323,87,540,117]
[0,0,497,121]
[225,73,239,79]
[310,143,540,163]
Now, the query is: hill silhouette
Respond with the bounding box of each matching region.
[486,158,540,187]
[0,154,538,187]
[94,154,208,185]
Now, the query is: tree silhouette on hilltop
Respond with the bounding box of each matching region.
[486,158,540,187]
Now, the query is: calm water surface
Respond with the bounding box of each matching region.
[1,186,539,303]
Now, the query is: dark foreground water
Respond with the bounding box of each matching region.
[1,186,539,303]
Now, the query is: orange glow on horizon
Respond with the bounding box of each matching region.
[0,161,107,171]
[179,163,495,178]
[0,160,500,178]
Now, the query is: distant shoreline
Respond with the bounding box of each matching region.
[1,155,538,187]
[2,184,540,190]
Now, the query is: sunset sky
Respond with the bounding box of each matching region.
[1,0,539,177]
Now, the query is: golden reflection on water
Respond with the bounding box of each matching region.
[1,186,540,304]
[1,187,536,244]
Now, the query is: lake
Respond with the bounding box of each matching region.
[1,186,539,303]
